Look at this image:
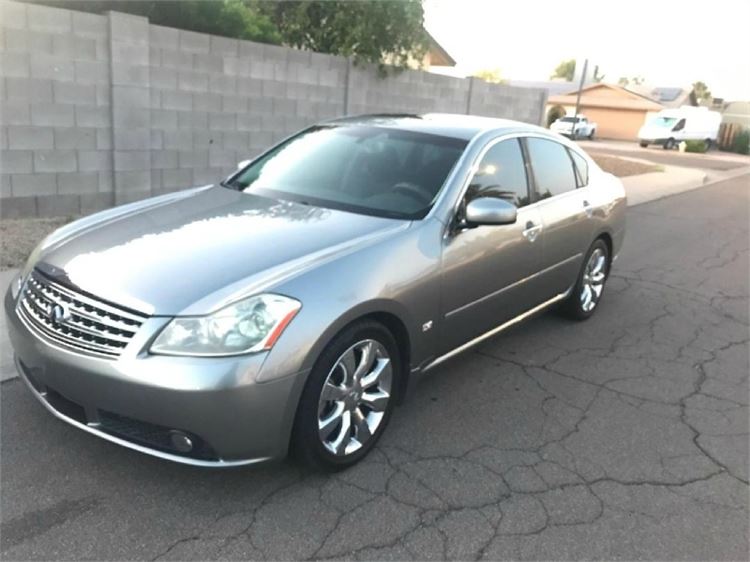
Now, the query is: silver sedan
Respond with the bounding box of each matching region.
[5,114,626,470]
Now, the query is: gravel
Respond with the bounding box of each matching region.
[0,217,74,271]
[591,153,663,177]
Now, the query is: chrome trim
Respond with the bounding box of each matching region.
[424,290,570,372]
[18,271,148,359]
[445,254,581,318]
[445,132,585,221]
[31,273,147,323]
[15,357,270,468]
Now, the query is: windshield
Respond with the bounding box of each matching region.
[648,116,678,128]
[225,125,467,220]
[559,117,579,123]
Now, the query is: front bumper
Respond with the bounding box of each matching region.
[5,287,309,467]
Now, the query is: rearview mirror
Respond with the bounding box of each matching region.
[464,197,517,227]
[237,159,251,170]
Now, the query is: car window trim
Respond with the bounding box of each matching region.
[432,131,593,227]
[566,147,588,188]
[524,136,581,200]
[465,137,532,209]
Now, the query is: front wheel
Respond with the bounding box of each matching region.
[561,239,610,320]
[663,138,676,150]
[291,321,400,471]
[639,141,649,148]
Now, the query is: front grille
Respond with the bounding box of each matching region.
[18,269,149,358]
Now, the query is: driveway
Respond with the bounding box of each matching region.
[1,175,748,561]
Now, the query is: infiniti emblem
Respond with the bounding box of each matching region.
[49,302,71,325]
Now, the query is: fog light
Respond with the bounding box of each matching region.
[169,430,193,453]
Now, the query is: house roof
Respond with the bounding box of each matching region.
[626,85,696,108]
[548,83,664,111]
[424,30,456,67]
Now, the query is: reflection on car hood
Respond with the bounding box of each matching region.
[37,186,407,315]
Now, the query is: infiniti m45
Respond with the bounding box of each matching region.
[5,114,626,470]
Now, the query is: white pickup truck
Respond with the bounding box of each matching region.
[550,115,597,139]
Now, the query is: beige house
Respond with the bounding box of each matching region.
[547,83,664,140]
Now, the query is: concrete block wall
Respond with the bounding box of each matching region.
[468,79,548,126]
[0,0,547,218]
[1,0,114,217]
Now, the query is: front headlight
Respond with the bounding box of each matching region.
[150,294,301,357]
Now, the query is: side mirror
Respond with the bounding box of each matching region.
[237,159,251,170]
[464,197,517,227]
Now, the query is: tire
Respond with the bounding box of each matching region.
[663,138,676,150]
[704,138,712,152]
[639,141,649,148]
[588,129,595,140]
[290,320,401,471]
[561,239,610,321]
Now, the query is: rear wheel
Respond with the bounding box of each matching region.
[588,129,595,140]
[561,239,610,320]
[639,141,649,148]
[291,321,400,471]
[704,138,712,152]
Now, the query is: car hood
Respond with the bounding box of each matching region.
[37,186,408,315]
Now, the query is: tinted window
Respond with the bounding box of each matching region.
[228,125,467,220]
[568,149,589,186]
[526,138,578,199]
[466,139,529,207]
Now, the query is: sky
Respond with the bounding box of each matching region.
[423,0,750,100]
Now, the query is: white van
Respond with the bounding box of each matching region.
[638,107,721,149]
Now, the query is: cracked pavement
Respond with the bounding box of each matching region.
[1,175,748,561]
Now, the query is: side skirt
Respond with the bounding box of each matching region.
[417,289,571,374]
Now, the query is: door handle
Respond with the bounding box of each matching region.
[522,221,542,242]
[583,200,594,218]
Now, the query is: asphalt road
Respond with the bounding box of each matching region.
[582,143,748,171]
[1,175,748,561]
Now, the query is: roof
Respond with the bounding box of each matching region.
[326,113,547,141]
[424,30,456,67]
[627,85,696,108]
[548,83,664,111]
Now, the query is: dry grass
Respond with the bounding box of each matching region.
[0,216,74,270]
[591,154,663,177]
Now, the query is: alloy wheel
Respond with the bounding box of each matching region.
[317,339,392,456]
[579,248,607,312]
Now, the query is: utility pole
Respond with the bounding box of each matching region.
[572,59,588,139]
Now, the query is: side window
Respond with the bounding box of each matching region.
[466,139,530,207]
[673,118,686,131]
[568,149,589,187]
[525,138,578,199]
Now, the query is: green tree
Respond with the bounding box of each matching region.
[693,81,712,103]
[618,76,645,87]
[551,59,576,81]
[26,0,282,43]
[259,1,428,69]
[473,68,506,84]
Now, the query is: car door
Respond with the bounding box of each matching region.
[439,137,544,354]
[524,137,594,298]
